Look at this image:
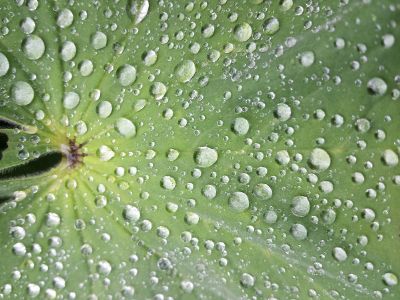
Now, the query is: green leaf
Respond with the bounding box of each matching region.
[1,0,399,299]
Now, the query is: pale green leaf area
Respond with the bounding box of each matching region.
[0,0,399,299]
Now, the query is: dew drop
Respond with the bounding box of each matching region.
[91,31,107,50]
[194,146,218,168]
[383,272,398,286]
[290,223,307,240]
[57,8,74,28]
[128,0,149,24]
[240,273,255,288]
[0,52,10,76]
[367,77,387,95]
[291,196,310,217]
[22,35,45,60]
[161,176,176,190]
[252,183,272,199]
[263,17,280,35]
[142,50,157,66]
[115,118,136,138]
[234,22,252,42]
[79,60,94,77]
[232,117,250,135]
[382,149,398,167]
[229,192,249,212]
[97,101,113,118]
[123,205,141,222]
[275,103,291,121]
[309,148,331,171]
[174,60,196,83]
[299,51,315,67]
[97,145,115,161]
[150,82,167,100]
[60,41,76,61]
[11,81,34,106]
[63,91,80,109]
[332,247,347,262]
[20,17,36,34]
[117,64,137,86]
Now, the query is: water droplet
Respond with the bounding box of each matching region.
[117,64,137,86]
[128,0,149,24]
[275,150,290,165]
[275,103,291,121]
[22,35,45,60]
[252,183,272,199]
[229,192,249,212]
[264,210,278,223]
[309,148,331,171]
[382,149,398,166]
[97,101,113,118]
[290,223,307,240]
[91,31,107,50]
[97,145,115,161]
[185,212,200,225]
[280,0,293,11]
[240,273,255,288]
[60,41,76,61]
[57,8,74,28]
[12,242,26,256]
[332,247,347,262]
[142,50,157,66]
[115,118,136,137]
[46,212,61,227]
[321,209,336,224]
[194,146,218,168]
[201,24,215,38]
[174,60,196,83]
[27,283,40,297]
[355,118,370,133]
[367,77,387,95]
[291,196,310,217]
[0,52,10,76]
[79,60,94,77]
[20,17,36,34]
[161,176,176,190]
[97,260,112,275]
[150,82,167,100]
[11,81,34,106]
[180,280,194,293]
[123,205,141,222]
[382,272,398,286]
[263,17,280,35]
[232,117,250,135]
[382,34,395,48]
[234,22,252,42]
[63,91,80,109]
[299,51,315,67]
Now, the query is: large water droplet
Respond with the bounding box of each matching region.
[0,52,10,76]
[117,64,137,86]
[63,91,80,109]
[57,8,74,28]
[11,81,34,106]
[234,22,252,42]
[115,118,136,137]
[229,192,249,212]
[309,148,331,171]
[128,0,149,24]
[194,146,218,168]
[22,35,45,60]
[291,196,310,217]
[91,31,107,50]
[174,60,196,83]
